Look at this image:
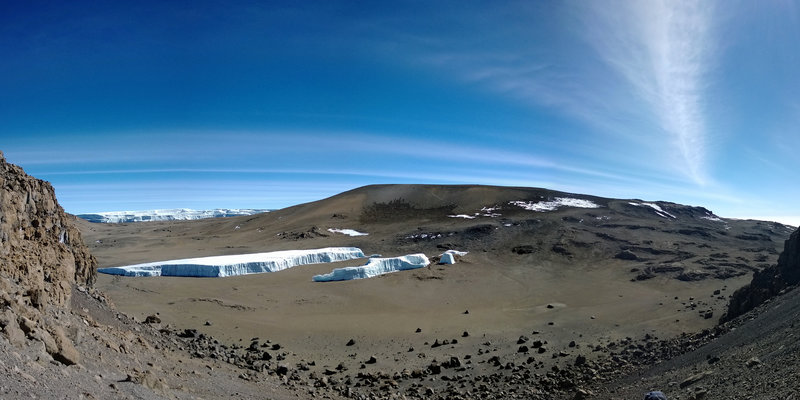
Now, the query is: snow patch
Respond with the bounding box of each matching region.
[407,232,453,240]
[313,254,430,282]
[510,198,600,212]
[327,228,369,236]
[448,205,502,219]
[97,247,366,277]
[629,202,676,219]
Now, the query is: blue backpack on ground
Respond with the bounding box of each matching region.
[644,391,667,400]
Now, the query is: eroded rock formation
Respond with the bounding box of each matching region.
[0,150,96,363]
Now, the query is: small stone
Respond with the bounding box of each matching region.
[745,357,762,368]
[679,370,713,388]
[462,331,469,337]
[365,356,377,364]
[346,338,356,346]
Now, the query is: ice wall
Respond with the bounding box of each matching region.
[439,250,468,264]
[313,254,430,282]
[97,247,366,277]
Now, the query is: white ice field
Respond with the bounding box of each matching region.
[312,254,431,282]
[97,248,466,281]
[97,247,367,278]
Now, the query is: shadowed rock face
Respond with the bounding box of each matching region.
[0,150,96,309]
[724,228,800,322]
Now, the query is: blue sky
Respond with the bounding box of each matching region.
[1,1,798,225]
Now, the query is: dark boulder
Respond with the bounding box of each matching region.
[615,250,638,260]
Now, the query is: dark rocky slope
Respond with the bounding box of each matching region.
[724,227,800,321]
[593,226,800,399]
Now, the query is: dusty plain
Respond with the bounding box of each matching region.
[77,185,793,398]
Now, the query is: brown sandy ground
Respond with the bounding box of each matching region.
[75,185,794,399]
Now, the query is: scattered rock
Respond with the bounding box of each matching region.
[346,338,356,346]
[745,357,762,368]
[615,250,638,260]
[679,370,713,388]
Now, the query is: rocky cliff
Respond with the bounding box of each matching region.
[724,227,800,322]
[0,150,96,364]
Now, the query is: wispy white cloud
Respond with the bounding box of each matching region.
[405,1,718,186]
[584,1,716,185]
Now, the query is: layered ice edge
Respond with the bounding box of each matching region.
[97,247,367,277]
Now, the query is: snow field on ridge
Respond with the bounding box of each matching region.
[509,198,600,212]
[628,202,677,219]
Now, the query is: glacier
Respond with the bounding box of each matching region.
[97,247,366,277]
[78,208,271,223]
[439,250,468,265]
[312,254,430,282]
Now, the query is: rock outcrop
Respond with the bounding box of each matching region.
[723,227,800,322]
[0,150,96,363]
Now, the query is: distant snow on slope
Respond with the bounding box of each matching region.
[510,198,600,212]
[448,214,477,219]
[628,202,676,219]
[312,254,430,282]
[327,228,369,236]
[97,247,366,277]
[78,208,270,223]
